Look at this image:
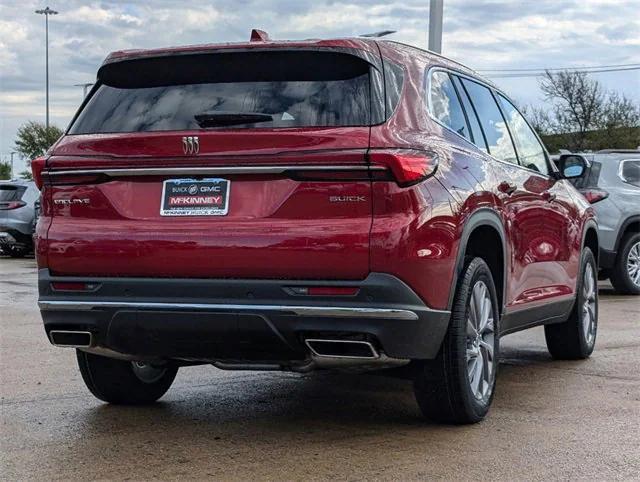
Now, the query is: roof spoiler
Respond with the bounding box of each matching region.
[250,29,270,42]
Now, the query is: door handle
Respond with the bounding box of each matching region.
[542,191,556,202]
[498,181,517,195]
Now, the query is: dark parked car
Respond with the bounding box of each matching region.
[0,180,39,257]
[33,32,598,423]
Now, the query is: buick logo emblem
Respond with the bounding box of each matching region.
[182,136,199,155]
[188,184,198,194]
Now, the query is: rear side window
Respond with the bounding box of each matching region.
[429,71,470,140]
[461,78,518,164]
[497,94,549,175]
[70,51,377,133]
[620,160,640,187]
[451,75,488,152]
[0,185,25,201]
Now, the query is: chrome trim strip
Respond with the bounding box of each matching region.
[38,300,421,320]
[48,330,93,348]
[304,339,379,359]
[43,165,387,178]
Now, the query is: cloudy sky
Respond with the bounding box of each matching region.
[1,0,639,172]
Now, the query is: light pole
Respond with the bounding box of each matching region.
[35,6,58,129]
[10,152,17,179]
[428,0,443,53]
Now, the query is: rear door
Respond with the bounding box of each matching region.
[44,49,382,280]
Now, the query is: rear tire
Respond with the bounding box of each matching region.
[545,248,598,359]
[609,233,640,295]
[76,350,178,404]
[414,257,499,424]
[8,247,28,258]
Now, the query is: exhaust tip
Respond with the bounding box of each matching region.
[305,338,378,359]
[49,330,93,348]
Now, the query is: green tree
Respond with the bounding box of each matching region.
[19,170,33,180]
[0,162,10,180]
[14,121,63,164]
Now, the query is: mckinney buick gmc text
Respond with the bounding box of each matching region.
[33,31,598,424]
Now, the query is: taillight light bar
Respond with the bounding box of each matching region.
[368,149,439,187]
[580,189,609,204]
[0,201,26,210]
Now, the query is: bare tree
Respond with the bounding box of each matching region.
[537,70,640,151]
[540,70,604,150]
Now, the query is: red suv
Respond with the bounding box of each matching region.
[34,33,599,423]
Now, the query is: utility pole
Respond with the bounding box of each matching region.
[35,6,58,129]
[428,0,443,53]
[10,152,17,179]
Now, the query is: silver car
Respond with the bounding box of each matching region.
[556,150,640,294]
[0,180,39,258]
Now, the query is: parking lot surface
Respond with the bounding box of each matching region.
[1,256,639,480]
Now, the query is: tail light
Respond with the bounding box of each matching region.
[368,149,439,187]
[0,201,26,210]
[580,189,609,204]
[31,156,46,189]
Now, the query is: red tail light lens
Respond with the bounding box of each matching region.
[51,282,100,291]
[368,149,438,187]
[0,201,26,210]
[31,156,46,189]
[580,189,609,204]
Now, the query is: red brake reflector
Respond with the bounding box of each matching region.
[289,286,359,296]
[368,149,438,187]
[51,282,99,291]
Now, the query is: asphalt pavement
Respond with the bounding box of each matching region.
[1,256,639,480]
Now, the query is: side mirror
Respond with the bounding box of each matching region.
[556,154,589,179]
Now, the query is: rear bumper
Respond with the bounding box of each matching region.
[38,270,450,361]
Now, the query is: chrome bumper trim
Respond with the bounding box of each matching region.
[38,300,421,320]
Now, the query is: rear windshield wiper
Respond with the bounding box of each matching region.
[194,112,273,128]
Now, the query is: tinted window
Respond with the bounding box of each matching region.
[70,51,374,133]
[461,79,518,164]
[385,61,404,118]
[452,75,488,152]
[620,160,640,187]
[0,185,25,201]
[497,95,549,174]
[429,71,470,140]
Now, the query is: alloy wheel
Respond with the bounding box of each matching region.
[465,280,495,401]
[627,241,640,288]
[582,263,597,346]
[131,362,167,384]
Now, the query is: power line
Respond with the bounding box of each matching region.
[486,66,640,78]
[478,63,640,73]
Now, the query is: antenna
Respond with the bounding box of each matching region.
[360,30,397,38]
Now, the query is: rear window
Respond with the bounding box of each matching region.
[69,51,379,134]
[620,159,640,187]
[0,185,25,202]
